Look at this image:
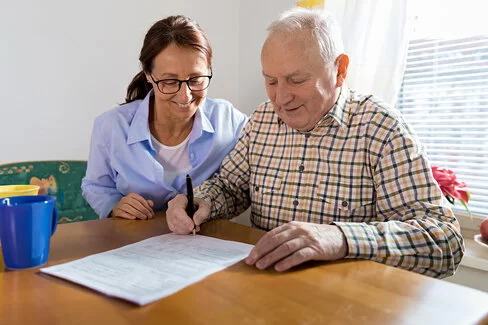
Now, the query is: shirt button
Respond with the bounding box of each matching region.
[305,133,311,138]
[293,199,299,206]
[298,165,304,172]
[190,153,195,160]
[342,200,348,207]
[255,186,259,192]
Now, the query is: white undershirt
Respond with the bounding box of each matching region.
[150,133,192,186]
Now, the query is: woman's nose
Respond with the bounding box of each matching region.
[174,82,192,102]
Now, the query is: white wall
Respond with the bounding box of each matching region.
[1,0,294,164]
[237,0,295,113]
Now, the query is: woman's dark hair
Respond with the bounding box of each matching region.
[125,15,213,103]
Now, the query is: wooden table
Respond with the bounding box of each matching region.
[1,214,487,325]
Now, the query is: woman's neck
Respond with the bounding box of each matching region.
[149,96,194,146]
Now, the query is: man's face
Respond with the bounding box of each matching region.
[261,30,342,132]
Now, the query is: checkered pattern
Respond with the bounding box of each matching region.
[196,88,464,278]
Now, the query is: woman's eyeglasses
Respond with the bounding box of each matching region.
[149,74,212,94]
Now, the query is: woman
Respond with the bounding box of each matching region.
[82,15,247,220]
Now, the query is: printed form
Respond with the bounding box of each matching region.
[40,233,254,305]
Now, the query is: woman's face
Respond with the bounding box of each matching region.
[146,43,210,122]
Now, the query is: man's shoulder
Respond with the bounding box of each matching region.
[250,100,277,122]
[349,93,403,123]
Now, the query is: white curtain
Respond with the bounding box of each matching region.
[324,0,416,106]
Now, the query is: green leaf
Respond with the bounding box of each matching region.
[460,200,472,218]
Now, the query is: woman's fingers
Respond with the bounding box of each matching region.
[112,193,154,219]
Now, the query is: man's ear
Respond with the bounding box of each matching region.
[335,54,349,87]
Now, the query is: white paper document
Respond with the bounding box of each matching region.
[40,233,254,305]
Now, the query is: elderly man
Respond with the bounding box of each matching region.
[166,7,464,278]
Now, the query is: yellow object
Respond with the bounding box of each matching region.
[0,185,40,198]
[296,0,324,8]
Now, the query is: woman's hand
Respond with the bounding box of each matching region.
[111,193,154,220]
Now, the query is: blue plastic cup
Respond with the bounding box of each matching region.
[0,195,58,270]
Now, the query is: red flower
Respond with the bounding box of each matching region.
[431,166,470,212]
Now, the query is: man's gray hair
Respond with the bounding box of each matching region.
[267,7,344,64]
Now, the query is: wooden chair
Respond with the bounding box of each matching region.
[0,161,98,223]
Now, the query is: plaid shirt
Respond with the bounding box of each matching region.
[196,88,464,278]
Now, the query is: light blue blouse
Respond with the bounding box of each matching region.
[81,91,248,218]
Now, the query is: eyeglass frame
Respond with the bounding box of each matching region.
[149,73,213,94]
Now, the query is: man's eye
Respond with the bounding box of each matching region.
[266,80,277,86]
[290,79,305,85]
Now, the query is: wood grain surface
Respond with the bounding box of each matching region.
[1,213,487,325]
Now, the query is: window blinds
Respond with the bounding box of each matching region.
[397,35,488,217]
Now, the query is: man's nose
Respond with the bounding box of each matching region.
[275,83,293,105]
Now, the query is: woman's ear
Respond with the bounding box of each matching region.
[335,54,349,87]
[144,71,152,84]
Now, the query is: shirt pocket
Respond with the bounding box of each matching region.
[249,172,283,224]
[317,180,376,223]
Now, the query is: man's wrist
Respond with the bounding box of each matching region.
[338,226,349,258]
[194,193,214,218]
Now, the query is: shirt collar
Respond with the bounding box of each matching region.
[189,98,214,143]
[275,86,352,133]
[127,91,152,145]
[127,91,213,145]
[317,86,351,129]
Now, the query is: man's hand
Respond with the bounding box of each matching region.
[166,194,211,234]
[111,193,154,220]
[245,221,348,272]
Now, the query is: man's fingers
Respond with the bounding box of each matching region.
[246,224,294,265]
[274,247,315,272]
[193,198,211,227]
[254,237,305,270]
[167,195,195,234]
[167,212,194,234]
[166,196,211,234]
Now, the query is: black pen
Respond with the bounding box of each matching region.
[185,174,196,238]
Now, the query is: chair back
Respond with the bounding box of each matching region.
[0,161,98,223]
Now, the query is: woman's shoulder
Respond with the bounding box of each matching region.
[94,100,143,126]
[202,97,234,110]
[201,97,245,118]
